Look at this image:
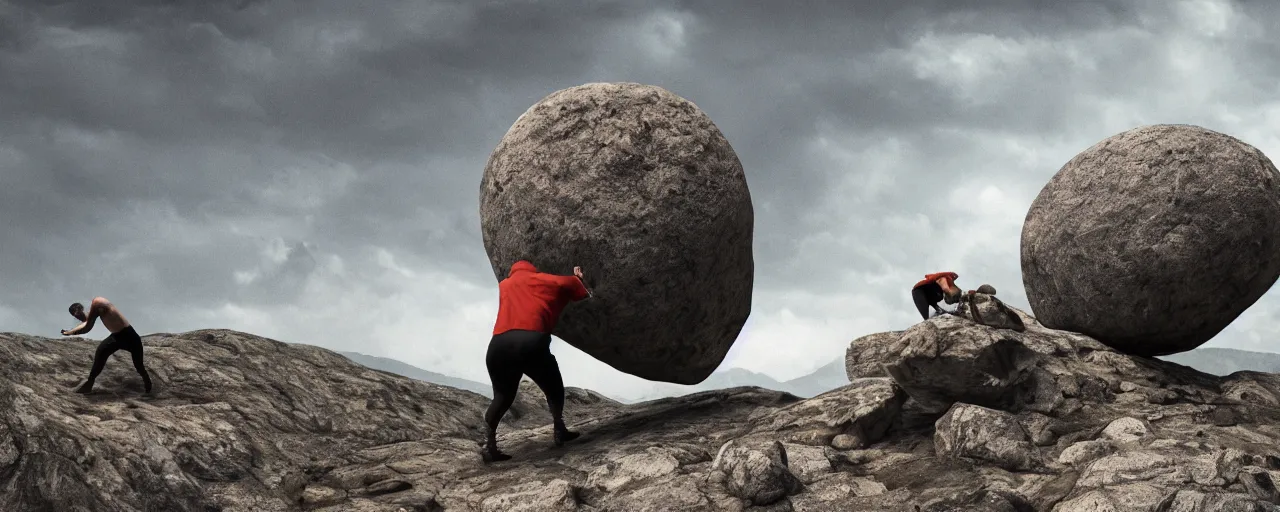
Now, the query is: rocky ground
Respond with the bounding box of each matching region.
[2,301,1280,511]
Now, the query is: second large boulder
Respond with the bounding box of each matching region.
[1021,124,1280,356]
[479,82,755,384]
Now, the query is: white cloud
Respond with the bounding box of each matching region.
[1176,0,1235,37]
[233,271,258,285]
[374,247,418,278]
[904,31,1049,99]
[600,8,698,71]
[729,290,905,381]
[635,10,693,64]
[174,247,501,384]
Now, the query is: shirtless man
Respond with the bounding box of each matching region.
[61,297,152,394]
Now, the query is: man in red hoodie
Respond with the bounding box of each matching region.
[483,260,592,462]
[912,271,961,320]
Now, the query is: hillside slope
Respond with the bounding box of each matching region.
[2,318,1279,511]
[339,351,493,397]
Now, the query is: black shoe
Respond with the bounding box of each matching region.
[484,429,512,462]
[554,429,580,447]
[484,446,512,462]
[73,381,94,394]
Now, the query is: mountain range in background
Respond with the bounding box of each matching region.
[340,345,1279,403]
[1158,347,1280,376]
[338,351,494,397]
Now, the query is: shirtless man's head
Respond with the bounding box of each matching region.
[69,302,85,321]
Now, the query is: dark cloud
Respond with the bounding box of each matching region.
[2,0,1279,393]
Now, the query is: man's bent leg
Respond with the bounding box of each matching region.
[911,287,932,320]
[524,350,566,420]
[483,334,524,462]
[484,372,520,438]
[127,345,152,393]
[525,347,578,446]
[77,335,122,393]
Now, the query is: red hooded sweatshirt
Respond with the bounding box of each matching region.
[913,271,959,294]
[492,260,591,336]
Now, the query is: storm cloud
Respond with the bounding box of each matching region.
[2,0,1278,400]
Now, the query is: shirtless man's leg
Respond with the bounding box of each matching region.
[62,298,152,394]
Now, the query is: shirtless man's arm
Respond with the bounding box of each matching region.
[62,297,112,336]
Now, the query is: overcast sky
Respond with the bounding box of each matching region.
[2,0,1279,401]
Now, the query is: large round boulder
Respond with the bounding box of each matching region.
[1021,124,1280,356]
[479,82,754,384]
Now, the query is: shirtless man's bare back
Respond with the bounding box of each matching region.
[61,297,152,394]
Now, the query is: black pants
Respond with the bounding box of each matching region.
[87,325,152,392]
[912,282,945,320]
[484,329,565,434]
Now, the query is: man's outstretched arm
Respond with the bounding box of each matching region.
[565,266,592,300]
[62,304,99,336]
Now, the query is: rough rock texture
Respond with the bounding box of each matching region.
[881,318,1043,414]
[846,309,1280,511]
[0,329,495,511]
[845,330,902,380]
[955,291,1026,332]
[934,403,1039,471]
[710,440,803,505]
[506,379,624,430]
[478,82,754,384]
[1021,123,1280,356]
[6,310,1280,511]
[749,378,906,449]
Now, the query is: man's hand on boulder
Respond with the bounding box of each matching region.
[574,266,594,297]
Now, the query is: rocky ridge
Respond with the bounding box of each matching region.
[2,306,1279,511]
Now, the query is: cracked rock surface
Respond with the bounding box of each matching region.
[4,307,1280,511]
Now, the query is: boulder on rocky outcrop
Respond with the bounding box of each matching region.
[934,403,1041,471]
[710,439,803,506]
[955,291,1026,332]
[750,377,906,449]
[845,295,1025,391]
[840,303,1280,510]
[478,82,755,385]
[881,318,1044,414]
[845,330,902,381]
[1021,123,1280,356]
